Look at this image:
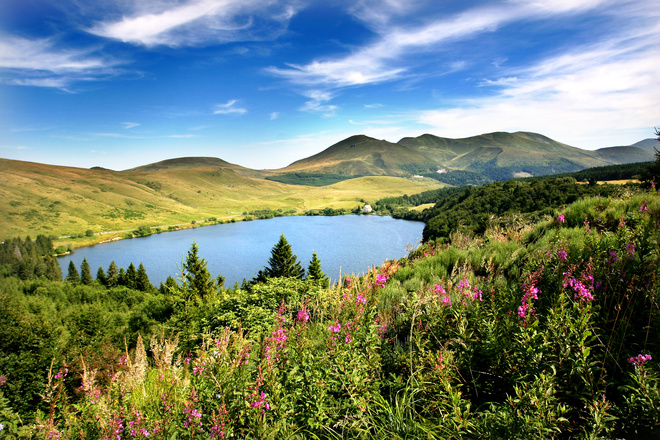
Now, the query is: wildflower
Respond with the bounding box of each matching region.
[640,201,648,212]
[118,355,128,366]
[629,354,652,367]
[473,289,483,301]
[328,323,341,333]
[625,243,636,259]
[557,214,565,223]
[557,250,567,262]
[0,375,6,385]
[375,273,388,288]
[434,284,446,295]
[356,294,367,305]
[251,392,270,411]
[378,323,387,338]
[344,334,353,344]
[518,283,540,324]
[297,308,309,322]
[457,279,470,290]
[608,252,618,264]
[441,296,452,307]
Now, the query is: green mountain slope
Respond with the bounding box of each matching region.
[270,131,652,184]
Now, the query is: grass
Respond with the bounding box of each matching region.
[0,159,444,247]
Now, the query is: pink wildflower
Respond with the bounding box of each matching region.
[441,296,452,307]
[457,279,470,290]
[296,309,309,322]
[629,354,652,367]
[434,284,446,295]
[557,215,565,223]
[557,250,568,262]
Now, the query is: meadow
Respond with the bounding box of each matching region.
[0,182,658,438]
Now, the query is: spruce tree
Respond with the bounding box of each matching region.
[183,242,216,300]
[307,252,329,288]
[66,260,80,283]
[106,261,119,288]
[262,234,305,280]
[136,263,153,292]
[125,263,137,289]
[96,266,107,286]
[80,258,93,285]
[160,275,179,294]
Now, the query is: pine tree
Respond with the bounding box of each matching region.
[307,252,329,288]
[96,266,107,286]
[125,263,137,289]
[183,242,216,300]
[80,258,93,285]
[136,263,153,292]
[66,260,80,283]
[642,128,660,185]
[106,261,119,288]
[262,234,305,280]
[160,275,179,294]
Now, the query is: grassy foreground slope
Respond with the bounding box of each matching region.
[0,158,443,242]
[3,187,658,438]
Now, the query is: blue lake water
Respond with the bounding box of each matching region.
[58,215,424,287]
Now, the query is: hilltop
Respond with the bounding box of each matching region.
[267,131,653,185]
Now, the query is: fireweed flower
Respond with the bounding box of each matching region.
[250,392,270,411]
[625,243,636,259]
[557,214,565,223]
[640,201,648,212]
[375,273,388,288]
[518,284,540,324]
[557,250,568,262]
[434,284,446,295]
[473,289,483,301]
[629,354,653,367]
[442,296,452,307]
[457,279,470,290]
[608,252,618,264]
[356,294,367,305]
[378,323,387,338]
[296,309,309,322]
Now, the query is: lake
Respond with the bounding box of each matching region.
[58,215,424,287]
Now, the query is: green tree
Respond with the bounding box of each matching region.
[641,128,660,186]
[136,263,153,292]
[80,258,93,285]
[306,251,329,287]
[106,261,119,288]
[183,242,216,301]
[96,266,107,286]
[255,234,305,282]
[125,263,137,289]
[66,260,80,283]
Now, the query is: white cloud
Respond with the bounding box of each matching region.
[416,28,660,148]
[269,112,279,120]
[167,134,196,138]
[300,90,338,117]
[213,99,247,115]
[0,34,124,90]
[122,122,140,129]
[88,0,301,47]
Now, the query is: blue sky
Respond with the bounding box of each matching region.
[1,0,658,170]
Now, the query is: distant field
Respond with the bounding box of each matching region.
[0,159,444,247]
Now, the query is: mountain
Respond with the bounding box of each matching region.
[268,131,653,185]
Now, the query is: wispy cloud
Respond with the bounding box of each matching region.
[213,99,247,115]
[300,90,338,117]
[167,134,196,138]
[269,112,279,120]
[88,0,301,47]
[93,132,146,139]
[0,34,125,90]
[0,145,29,150]
[122,122,140,129]
[416,25,660,148]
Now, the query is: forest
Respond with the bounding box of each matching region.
[0,157,659,438]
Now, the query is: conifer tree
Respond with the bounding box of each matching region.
[66,260,80,283]
[80,258,93,285]
[307,252,329,288]
[125,263,137,289]
[136,263,153,292]
[183,242,216,300]
[258,234,305,281]
[106,261,119,288]
[160,275,179,294]
[96,266,107,286]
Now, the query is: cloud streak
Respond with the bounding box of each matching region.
[213,99,247,115]
[88,0,300,47]
[0,34,125,90]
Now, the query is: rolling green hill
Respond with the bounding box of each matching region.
[268,131,653,185]
[0,158,442,243]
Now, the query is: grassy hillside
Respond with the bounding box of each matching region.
[272,131,653,185]
[0,158,443,244]
[2,188,658,438]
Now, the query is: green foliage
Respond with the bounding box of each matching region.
[182,241,218,301]
[80,258,93,285]
[253,234,305,283]
[66,260,80,283]
[307,252,329,288]
[266,173,358,186]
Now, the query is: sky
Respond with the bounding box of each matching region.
[0,0,658,171]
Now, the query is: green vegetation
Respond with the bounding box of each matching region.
[266,173,359,186]
[0,186,658,438]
